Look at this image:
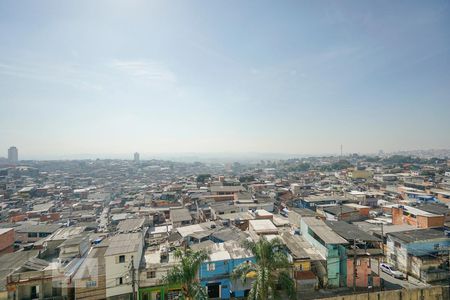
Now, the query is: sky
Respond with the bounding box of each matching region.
[1,0,450,159]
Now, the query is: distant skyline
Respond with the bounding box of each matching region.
[1,1,450,158]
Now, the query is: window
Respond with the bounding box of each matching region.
[118,255,125,263]
[394,241,401,248]
[28,232,38,238]
[356,259,361,266]
[39,232,50,238]
[86,280,96,287]
[147,271,156,279]
[116,277,123,285]
[434,244,440,250]
[207,263,215,271]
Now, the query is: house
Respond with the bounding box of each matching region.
[287,207,316,231]
[104,232,144,300]
[280,232,321,291]
[295,196,353,211]
[210,185,244,196]
[170,208,193,228]
[0,250,40,300]
[117,217,146,233]
[392,205,445,228]
[300,217,348,287]
[248,219,278,236]
[0,228,14,254]
[73,243,108,300]
[386,227,450,282]
[317,205,361,222]
[57,234,91,260]
[14,224,62,244]
[6,252,81,300]
[347,169,373,180]
[325,221,382,288]
[138,246,181,300]
[199,240,255,299]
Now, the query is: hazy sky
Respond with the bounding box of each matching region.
[1,0,450,159]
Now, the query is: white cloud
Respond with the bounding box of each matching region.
[109,60,177,84]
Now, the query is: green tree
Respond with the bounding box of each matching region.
[164,249,209,300]
[232,237,296,300]
[196,174,211,183]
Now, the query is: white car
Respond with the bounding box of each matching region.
[380,263,404,279]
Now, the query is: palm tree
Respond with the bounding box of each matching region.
[163,248,209,300]
[232,237,296,300]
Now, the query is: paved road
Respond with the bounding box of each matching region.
[371,259,430,289]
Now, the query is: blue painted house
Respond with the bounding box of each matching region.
[198,240,255,299]
[300,217,348,287]
[386,227,450,282]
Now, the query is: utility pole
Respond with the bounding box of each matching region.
[130,256,136,300]
[353,239,357,292]
[379,222,384,291]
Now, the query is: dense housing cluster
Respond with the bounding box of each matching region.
[0,152,450,300]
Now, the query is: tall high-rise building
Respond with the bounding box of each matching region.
[134,152,140,163]
[8,146,18,163]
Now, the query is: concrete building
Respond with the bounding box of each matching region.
[199,240,255,299]
[386,227,450,282]
[300,217,348,287]
[325,221,382,288]
[15,224,62,244]
[73,243,108,300]
[133,152,140,163]
[7,146,18,163]
[392,205,445,228]
[138,245,181,300]
[0,228,14,254]
[104,232,144,300]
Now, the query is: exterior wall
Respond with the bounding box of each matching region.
[346,257,379,288]
[199,256,255,299]
[138,285,181,300]
[74,275,106,300]
[300,219,346,287]
[15,231,53,244]
[309,286,448,300]
[326,245,347,287]
[288,211,302,228]
[392,207,444,228]
[387,235,450,275]
[417,215,445,228]
[105,247,142,299]
[386,236,408,272]
[0,229,14,254]
[391,207,403,225]
[294,260,311,272]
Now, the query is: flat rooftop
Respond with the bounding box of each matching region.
[104,232,142,256]
[325,220,381,242]
[303,195,352,203]
[249,219,278,233]
[302,217,348,245]
[389,227,449,243]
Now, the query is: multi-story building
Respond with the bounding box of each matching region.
[7,146,18,163]
[300,217,348,287]
[386,227,450,282]
[104,232,144,300]
[199,240,255,299]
